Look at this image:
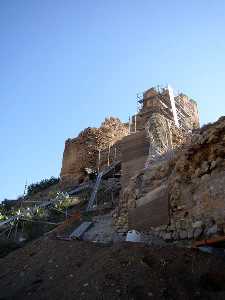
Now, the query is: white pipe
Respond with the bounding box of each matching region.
[128,115,131,134]
[168,85,179,127]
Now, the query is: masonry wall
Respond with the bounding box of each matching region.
[114,117,225,241]
[60,117,128,188]
[132,87,200,132]
[120,130,149,189]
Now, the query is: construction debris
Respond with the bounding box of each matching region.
[70,221,93,240]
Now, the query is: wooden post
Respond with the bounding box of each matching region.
[111,191,114,206]
[107,144,111,166]
[14,220,19,241]
[134,113,137,133]
[7,224,13,239]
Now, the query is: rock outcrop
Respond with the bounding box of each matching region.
[167,116,225,240]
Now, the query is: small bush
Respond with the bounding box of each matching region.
[27,177,60,196]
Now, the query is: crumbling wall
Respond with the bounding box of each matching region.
[166,117,225,240]
[113,155,174,233]
[108,130,149,234]
[135,87,200,132]
[175,94,200,129]
[114,116,225,241]
[113,113,186,232]
[60,117,128,188]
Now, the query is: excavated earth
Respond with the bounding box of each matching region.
[1,236,225,299]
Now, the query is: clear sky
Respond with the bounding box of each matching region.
[1,0,225,200]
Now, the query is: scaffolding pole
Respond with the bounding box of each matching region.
[134,113,137,133]
[128,115,131,134]
[168,85,179,127]
[98,149,101,172]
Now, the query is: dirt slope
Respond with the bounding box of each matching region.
[1,237,225,299]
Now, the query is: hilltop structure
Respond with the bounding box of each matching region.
[3,84,225,248]
[3,85,225,300]
[60,85,199,190]
[59,85,225,243]
[131,86,199,131]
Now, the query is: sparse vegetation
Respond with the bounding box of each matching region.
[0,212,6,221]
[0,203,8,220]
[54,192,73,210]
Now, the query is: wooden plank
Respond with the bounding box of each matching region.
[56,236,72,241]
[192,235,225,248]
[21,218,61,225]
[70,222,93,239]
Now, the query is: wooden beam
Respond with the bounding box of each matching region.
[192,235,225,248]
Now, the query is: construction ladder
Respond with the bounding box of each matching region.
[86,161,120,211]
[86,171,104,211]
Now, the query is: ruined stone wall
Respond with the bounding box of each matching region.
[113,148,175,234]
[134,87,200,132]
[113,130,149,233]
[166,117,225,240]
[60,117,128,188]
[175,94,200,129]
[113,113,186,233]
[114,116,225,241]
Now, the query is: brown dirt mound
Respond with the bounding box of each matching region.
[1,236,225,299]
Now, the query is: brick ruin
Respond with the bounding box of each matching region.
[59,85,225,241]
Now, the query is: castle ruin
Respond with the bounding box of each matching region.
[60,85,199,189]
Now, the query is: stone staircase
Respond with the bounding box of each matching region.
[120,130,149,189]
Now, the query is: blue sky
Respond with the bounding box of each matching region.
[1,0,225,200]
